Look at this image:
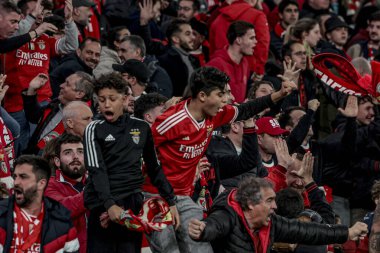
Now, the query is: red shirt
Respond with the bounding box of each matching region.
[4,34,58,112]
[151,99,238,196]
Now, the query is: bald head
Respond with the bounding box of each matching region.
[63,101,93,138]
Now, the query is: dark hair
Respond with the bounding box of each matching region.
[79,37,101,50]
[247,80,274,100]
[94,72,128,95]
[226,20,254,45]
[278,106,305,128]
[134,93,168,120]
[43,14,65,35]
[178,0,200,11]
[73,71,94,101]
[14,155,51,182]
[278,0,299,13]
[291,18,318,40]
[55,133,82,156]
[166,19,190,44]
[105,26,129,49]
[220,124,232,134]
[369,10,380,23]
[358,95,374,105]
[120,35,146,57]
[275,188,304,218]
[236,177,273,211]
[281,40,303,60]
[189,67,229,98]
[0,0,21,14]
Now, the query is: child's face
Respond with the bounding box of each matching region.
[97,88,126,122]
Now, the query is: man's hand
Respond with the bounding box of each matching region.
[283,60,301,83]
[349,222,368,241]
[170,205,180,230]
[188,218,206,240]
[35,22,58,36]
[308,99,320,112]
[139,0,155,26]
[194,156,210,184]
[295,152,314,184]
[274,139,293,169]
[27,73,48,95]
[243,118,256,128]
[64,0,73,22]
[271,75,297,102]
[107,205,124,223]
[338,95,358,118]
[164,96,182,110]
[0,74,9,103]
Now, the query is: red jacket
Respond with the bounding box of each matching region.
[209,0,270,75]
[45,170,87,253]
[207,48,249,102]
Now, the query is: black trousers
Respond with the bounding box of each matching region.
[87,193,144,253]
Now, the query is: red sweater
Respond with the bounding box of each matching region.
[209,0,270,75]
[207,48,249,103]
[45,170,87,253]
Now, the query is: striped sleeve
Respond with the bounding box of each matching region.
[84,121,115,210]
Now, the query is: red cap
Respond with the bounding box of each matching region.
[256,117,290,136]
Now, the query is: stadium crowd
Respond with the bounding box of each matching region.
[0,0,380,251]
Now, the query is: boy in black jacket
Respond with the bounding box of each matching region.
[83,73,179,253]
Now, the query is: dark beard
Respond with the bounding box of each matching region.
[15,185,38,208]
[60,162,86,180]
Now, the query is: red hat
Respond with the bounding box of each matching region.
[256,117,290,136]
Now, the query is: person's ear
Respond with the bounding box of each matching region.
[144,113,153,124]
[198,91,207,102]
[54,157,60,168]
[284,55,292,64]
[66,118,74,129]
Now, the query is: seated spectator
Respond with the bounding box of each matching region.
[319,16,350,58]
[22,72,93,154]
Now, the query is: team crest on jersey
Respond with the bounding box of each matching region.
[130,129,141,144]
[206,125,213,137]
[37,41,45,50]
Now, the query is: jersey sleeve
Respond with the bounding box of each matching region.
[47,36,60,58]
[213,105,239,128]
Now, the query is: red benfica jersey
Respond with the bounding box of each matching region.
[151,99,238,196]
[3,34,58,112]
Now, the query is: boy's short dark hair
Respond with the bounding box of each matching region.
[278,0,298,13]
[281,40,302,60]
[94,72,128,95]
[247,81,274,100]
[275,188,304,218]
[189,67,229,98]
[227,21,255,45]
[14,155,51,182]
[134,93,168,120]
[55,133,83,157]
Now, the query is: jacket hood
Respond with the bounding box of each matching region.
[219,1,252,20]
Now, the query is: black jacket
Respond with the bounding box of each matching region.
[0,197,79,252]
[199,190,349,253]
[22,93,62,154]
[144,55,173,98]
[49,53,93,99]
[83,114,176,210]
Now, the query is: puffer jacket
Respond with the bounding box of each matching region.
[199,189,349,253]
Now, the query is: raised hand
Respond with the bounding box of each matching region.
[27,73,49,95]
[139,0,155,25]
[31,0,43,19]
[0,74,9,103]
[308,99,320,112]
[277,74,298,97]
[338,95,358,118]
[349,222,368,241]
[64,0,73,22]
[295,152,314,184]
[283,60,301,82]
[274,139,293,169]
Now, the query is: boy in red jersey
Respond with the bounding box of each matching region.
[147,66,297,253]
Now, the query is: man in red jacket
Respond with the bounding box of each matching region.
[209,0,269,79]
[207,21,256,103]
[45,133,87,253]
